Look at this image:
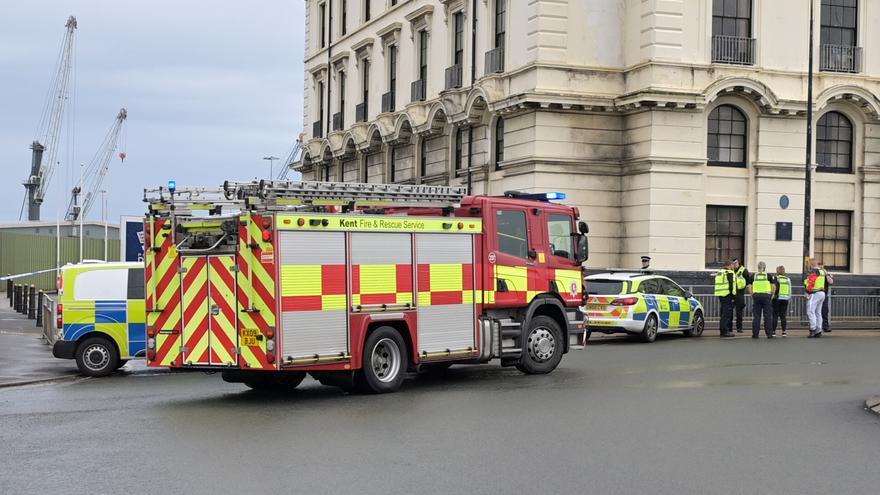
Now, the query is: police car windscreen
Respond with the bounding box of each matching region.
[586,280,628,295]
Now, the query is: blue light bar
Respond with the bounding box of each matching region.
[167,180,177,192]
[544,192,566,200]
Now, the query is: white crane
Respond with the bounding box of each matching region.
[66,108,127,221]
[275,133,305,180]
[22,16,77,221]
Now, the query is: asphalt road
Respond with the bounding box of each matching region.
[2,333,879,495]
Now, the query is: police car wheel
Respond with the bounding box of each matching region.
[641,314,658,343]
[516,316,563,375]
[75,337,119,377]
[684,312,705,338]
[358,326,407,394]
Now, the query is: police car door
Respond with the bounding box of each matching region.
[640,279,670,330]
[659,279,689,329]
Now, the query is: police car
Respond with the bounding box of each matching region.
[584,272,705,342]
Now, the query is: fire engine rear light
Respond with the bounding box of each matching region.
[147,338,156,349]
[262,230,272,242]
[147,327,156,338]
[147,349,157,361]
[266,353,276,364]
[264,328,275,339]
[261,217,272,229]
[266,339,275,352]
[611,297,639,306]
[56,303,63,329]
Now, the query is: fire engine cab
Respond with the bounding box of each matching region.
[143,181,589,393]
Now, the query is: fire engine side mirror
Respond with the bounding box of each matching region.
[575,234,589,264]
[578,221,589,234]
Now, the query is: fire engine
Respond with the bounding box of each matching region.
[143,180,589,393]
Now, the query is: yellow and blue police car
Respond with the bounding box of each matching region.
[584,272,705,343]
[51,262,146,376]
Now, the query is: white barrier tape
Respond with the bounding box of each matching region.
[0,268,59,281]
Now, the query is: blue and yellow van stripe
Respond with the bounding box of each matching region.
[62,299,146,358]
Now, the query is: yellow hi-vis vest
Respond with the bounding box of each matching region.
[777,275,791,300]
[752,272,772,295]
[714,269,733,297]
[805,270,826,292]
[735,266,747,290]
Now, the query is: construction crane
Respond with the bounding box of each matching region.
[275,133,305,180]
[22,15,77,221]
[66,108,127,221]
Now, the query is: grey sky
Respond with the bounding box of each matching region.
[0,0,304,222]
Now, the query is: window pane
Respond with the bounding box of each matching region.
[547,214,574,260]
[497,210,528,258]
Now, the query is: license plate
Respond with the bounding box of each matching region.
[241,328,258,347]
[587,303,606,310]
[590,320,614,326]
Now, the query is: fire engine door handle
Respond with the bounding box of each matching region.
[210,305,220,316]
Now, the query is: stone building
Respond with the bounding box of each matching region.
[296,0,880,275]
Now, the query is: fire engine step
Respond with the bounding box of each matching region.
[498,319,522,363]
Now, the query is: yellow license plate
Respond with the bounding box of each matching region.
[587,304,606,310]
[590,320,614,326]
[241,329,259,347]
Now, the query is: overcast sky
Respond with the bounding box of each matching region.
[0,1,304,222]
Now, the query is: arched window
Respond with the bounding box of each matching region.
[708,104,747,167]
[494,117,505,169]
[817,111,853,173]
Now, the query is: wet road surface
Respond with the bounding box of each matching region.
[2,333,879,495]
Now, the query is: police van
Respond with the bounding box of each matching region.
[51,262,146,376]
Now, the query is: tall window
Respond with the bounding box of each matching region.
[391,0,397,5]
[494,117,505,168]
[454,127,464,171]
[341,0,348,36]
[338,71,346,128]
[319,2,326,48]
[419,139,428,177]
[454,12,464,66]
[815,210,851,271]
[317,81,324,123]
[708,105,747,167]
[419,30,428,82]
[494,0,506,49]
[712,0,752,38]
[364,0,370,21]
[817,111,853,173]
[362,59,370,115]
[389,45,397,95]
[323,164,332,182]
[389,147,397,182]
[496,210,528,259]
[821,0,858,47]
[705,205,745,268]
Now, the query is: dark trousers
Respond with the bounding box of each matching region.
[734,292,745,330]
[821,292,830,331]
[772,299,789,333]
[752,294,773,337]
[719,295,735,336]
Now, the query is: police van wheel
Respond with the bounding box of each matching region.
[516,316,564,375]
[641,315,659,343]
[358,326,407,394]
[684,312,705,338]
[75,337,119,377]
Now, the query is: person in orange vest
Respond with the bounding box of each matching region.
[804,260,826,338]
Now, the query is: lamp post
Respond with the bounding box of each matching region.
[263,155,280,179]
[802,0,815,280]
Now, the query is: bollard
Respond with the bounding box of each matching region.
[6,276,11,305]
[13,285,22,313]
[36,291,44,327]
[27,285,36,320]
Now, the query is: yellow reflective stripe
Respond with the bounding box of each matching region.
[396,292,413,304]
[429,264,463,292]
[418,292,431,307]
[495,265,527,292]
[322,294,347,310]
[280,265,322,296]
[360,264,396,294]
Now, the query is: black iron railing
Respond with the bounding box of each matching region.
[711,35,756,65]
[485,46,504,74]
[445,64,463,90]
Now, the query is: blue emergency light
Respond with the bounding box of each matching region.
[503,191,567,202]
[167,180,177,192]
[544,192,566,200]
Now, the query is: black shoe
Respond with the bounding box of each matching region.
[721,333,735,338]
[807,333,815,338]
[736,329,744,333]
[814,333,823,338]
[825,329,832,333]
[751,335,759,339]
[767,334,775,339]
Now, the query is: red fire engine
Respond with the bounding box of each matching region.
[143,181,588,393]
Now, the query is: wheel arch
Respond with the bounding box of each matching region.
[75,330,121,358]
[364,320,415,370]
[524,295,569,352]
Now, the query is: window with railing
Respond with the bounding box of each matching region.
[815,210,851,271]
[446,12,464,89]
[820,0,860,73]
[412,30,428,101]
[711,0,754,65]
[384,45,397,111]
[315,80,325,137]
[335,71,345,130]
[705,205,745,268]
[494,117,505,169]
[485,0,505,74]
[708,105,747,167]
[360,59,370,121]
[816,111,853,173]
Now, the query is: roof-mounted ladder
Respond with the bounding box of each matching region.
[224,180,467,209]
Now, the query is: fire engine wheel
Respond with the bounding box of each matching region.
[516,316,563,375]
[75,337,119,377]
[641,314,659,343]
[359,327,407,394]
[684,312,705,338]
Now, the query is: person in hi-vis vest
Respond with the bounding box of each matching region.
[732,258,750,333]
[805,260,827,338]
[748,261,777,338]
[714,259,737,338]
[772,266,792,337]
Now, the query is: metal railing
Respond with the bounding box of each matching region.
[332,111,344,131]
[355,102,367,123]
[312,119,323,138]
[485,46,504,74]
[711,35,756,65]
[445,64,463,90]
[41,292,59,345]
[820,44,862,73]
[381,90,395,113]
[411,79,426,102]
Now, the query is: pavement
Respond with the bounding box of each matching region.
[1,323,879,494]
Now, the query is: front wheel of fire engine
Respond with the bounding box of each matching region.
[516,316,564,375]
[75,336,119,377]
[359,327,407,394]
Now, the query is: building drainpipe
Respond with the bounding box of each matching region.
[466,0,477,195]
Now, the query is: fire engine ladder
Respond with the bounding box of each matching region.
[143,186,241,216]
[223,180,467,210]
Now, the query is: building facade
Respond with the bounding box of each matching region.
[297,0,880,275]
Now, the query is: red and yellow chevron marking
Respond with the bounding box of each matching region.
[236,215,276,370]
[486,264,541,306]
[208,256,238,365]
[181,257,210,365]
[416,263,478,306]
[281,264,347,311]
[145,217,182,368]
[350,264,411,307]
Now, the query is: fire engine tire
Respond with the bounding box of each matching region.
[516,316,564,375]
[75,336,119,377]
[358,326,407,394]
[641,314,659,343]
[684,312,705,338]
[243,372,307,392]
